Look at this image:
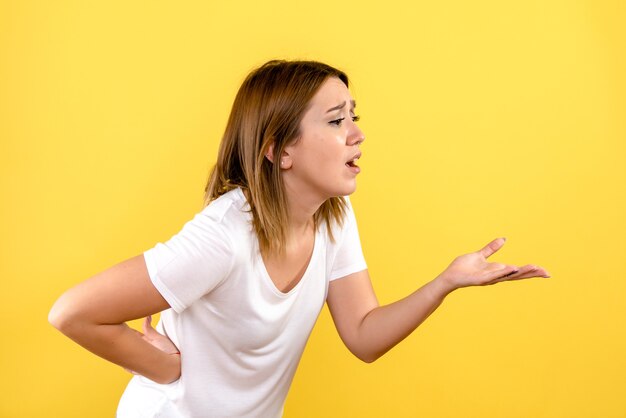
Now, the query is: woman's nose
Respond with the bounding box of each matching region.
[349,124,365,146]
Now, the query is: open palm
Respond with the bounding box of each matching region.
[437,237,551,291]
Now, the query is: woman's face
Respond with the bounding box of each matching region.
[281,76,365,202]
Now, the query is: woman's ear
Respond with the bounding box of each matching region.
[265,142,292,169]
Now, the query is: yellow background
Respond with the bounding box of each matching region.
[1,1,625,417]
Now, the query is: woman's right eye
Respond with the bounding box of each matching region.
[329,117,345,126]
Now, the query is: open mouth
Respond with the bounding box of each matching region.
[345,152,361,171]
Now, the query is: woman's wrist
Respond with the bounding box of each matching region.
[153,351,181,384]
[432,274,459,297]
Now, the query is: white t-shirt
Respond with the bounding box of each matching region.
[116,187,367,418]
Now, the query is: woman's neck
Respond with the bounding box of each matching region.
[283,186,322,240]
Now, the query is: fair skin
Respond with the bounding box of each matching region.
[48,76,550,384]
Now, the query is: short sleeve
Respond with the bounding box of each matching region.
[329,198,368,281]
[143,208,235,313]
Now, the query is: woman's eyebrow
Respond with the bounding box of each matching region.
[325,100,356,113]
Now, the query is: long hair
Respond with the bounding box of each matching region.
[203,60,349,256]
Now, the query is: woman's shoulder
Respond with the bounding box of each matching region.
[200,187,249,224]
[176,188,251,259]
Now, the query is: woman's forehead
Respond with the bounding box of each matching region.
[309,78,354,113]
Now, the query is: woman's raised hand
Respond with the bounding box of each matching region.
[435,237,551,293]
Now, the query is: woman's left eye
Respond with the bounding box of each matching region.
[329,115,360,126]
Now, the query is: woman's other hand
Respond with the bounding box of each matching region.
[435,237,551,293]
[124,315,181,382]
[139,315,180,355]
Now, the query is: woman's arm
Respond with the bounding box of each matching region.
[48,254,181,384]
[326,238,550,363]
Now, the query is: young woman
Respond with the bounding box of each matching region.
[49,60,550,418]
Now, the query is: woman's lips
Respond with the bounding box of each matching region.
[346,161,361,174]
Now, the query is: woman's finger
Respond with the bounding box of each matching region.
[488,266,551,284]
[478,237,507,259]
[503,264,536,278]
[492,267,537,282]
[142,315,156,336]
[507,265,550,279]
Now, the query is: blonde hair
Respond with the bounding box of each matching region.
[203,60,349,256]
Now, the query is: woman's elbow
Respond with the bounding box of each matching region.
[351,347,383,364]
[48,292,82,335]
[358,354,377,364]
[343,335,385,363]
[48,296,68,331]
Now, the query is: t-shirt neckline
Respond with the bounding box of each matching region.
[232,186,322,298]
[258,225,320,298]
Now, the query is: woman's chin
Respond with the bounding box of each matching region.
[333,181,357,198]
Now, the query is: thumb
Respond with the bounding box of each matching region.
[142,315,156,336]
[478,237,507,259]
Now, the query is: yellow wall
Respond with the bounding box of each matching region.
[2,1,624,417]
